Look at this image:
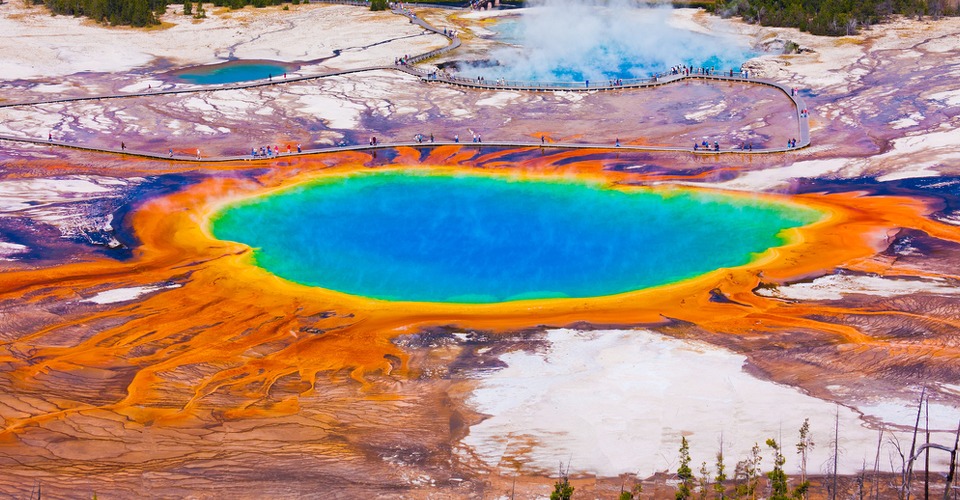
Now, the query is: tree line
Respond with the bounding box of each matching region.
[32,0,167,27]
[710,0,958,36]
[30,0,309,27]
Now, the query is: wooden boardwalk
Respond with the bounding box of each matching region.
[0,2,810,160]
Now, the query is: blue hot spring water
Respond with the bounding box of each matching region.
[211,172,820,303]
[177,62,289,85]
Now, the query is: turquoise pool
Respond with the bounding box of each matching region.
[176,61,291,85]
[211,172,820,303]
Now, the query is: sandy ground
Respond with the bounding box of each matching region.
[0,3,959,498]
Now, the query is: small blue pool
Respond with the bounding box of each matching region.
[176,61,293,85]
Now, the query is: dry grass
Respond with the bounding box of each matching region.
[834,36,866,46]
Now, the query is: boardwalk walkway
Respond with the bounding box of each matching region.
[0,2,810,160]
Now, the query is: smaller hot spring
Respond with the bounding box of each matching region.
[450,1,758,84]
[175,60,294,85]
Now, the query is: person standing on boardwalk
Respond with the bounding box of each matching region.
[297,143,302,153]
[196,148,201,160]
[121,142,125,151]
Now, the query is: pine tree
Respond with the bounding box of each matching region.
[551,463,574,500]
[715,446,727,499]
[794,419,813,499]
[734,443,763,499]
[766,438,788,500]
[698,461,711,499]
[677,437,694,499]
[183,0,192,15]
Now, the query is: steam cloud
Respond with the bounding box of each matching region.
[460,0,755,83]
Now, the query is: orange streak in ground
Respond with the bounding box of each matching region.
[2,148,959,434]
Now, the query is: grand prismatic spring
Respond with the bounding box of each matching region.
[1,0,960,498]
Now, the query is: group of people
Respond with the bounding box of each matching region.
[413,133,434,143]
[250,143,302,158]
[669,65,718,77]
[787,138,798,148]
[693,140,721,152]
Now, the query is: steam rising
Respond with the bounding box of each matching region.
[459,0,756,83]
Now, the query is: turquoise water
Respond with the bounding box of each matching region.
[177,62,289,85]
[211,173,821,303]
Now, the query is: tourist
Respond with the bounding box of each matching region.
[121,142,125,151]
[615,138,620,147]
[454,134,459,143]
[274,145,279,155]
[287,144,291,154]
[541,135,545,145]
[694,143,699,151]
[429,133,434,143]
[48,132,52,141]
[169,148,174,158]
[252,147,257,157]
[196,148,201,160]
[297,143,302,153]
[714,141,719,152]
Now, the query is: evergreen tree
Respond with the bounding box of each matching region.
[714,447,727,499]
[766,438,788,500]
[677,437,694,500]
[794,419,813,499]
[697,461,711,499]
[734,443,762,499]
[551,463,574,500]
[370,0,388,10]
[183,0,192,15]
